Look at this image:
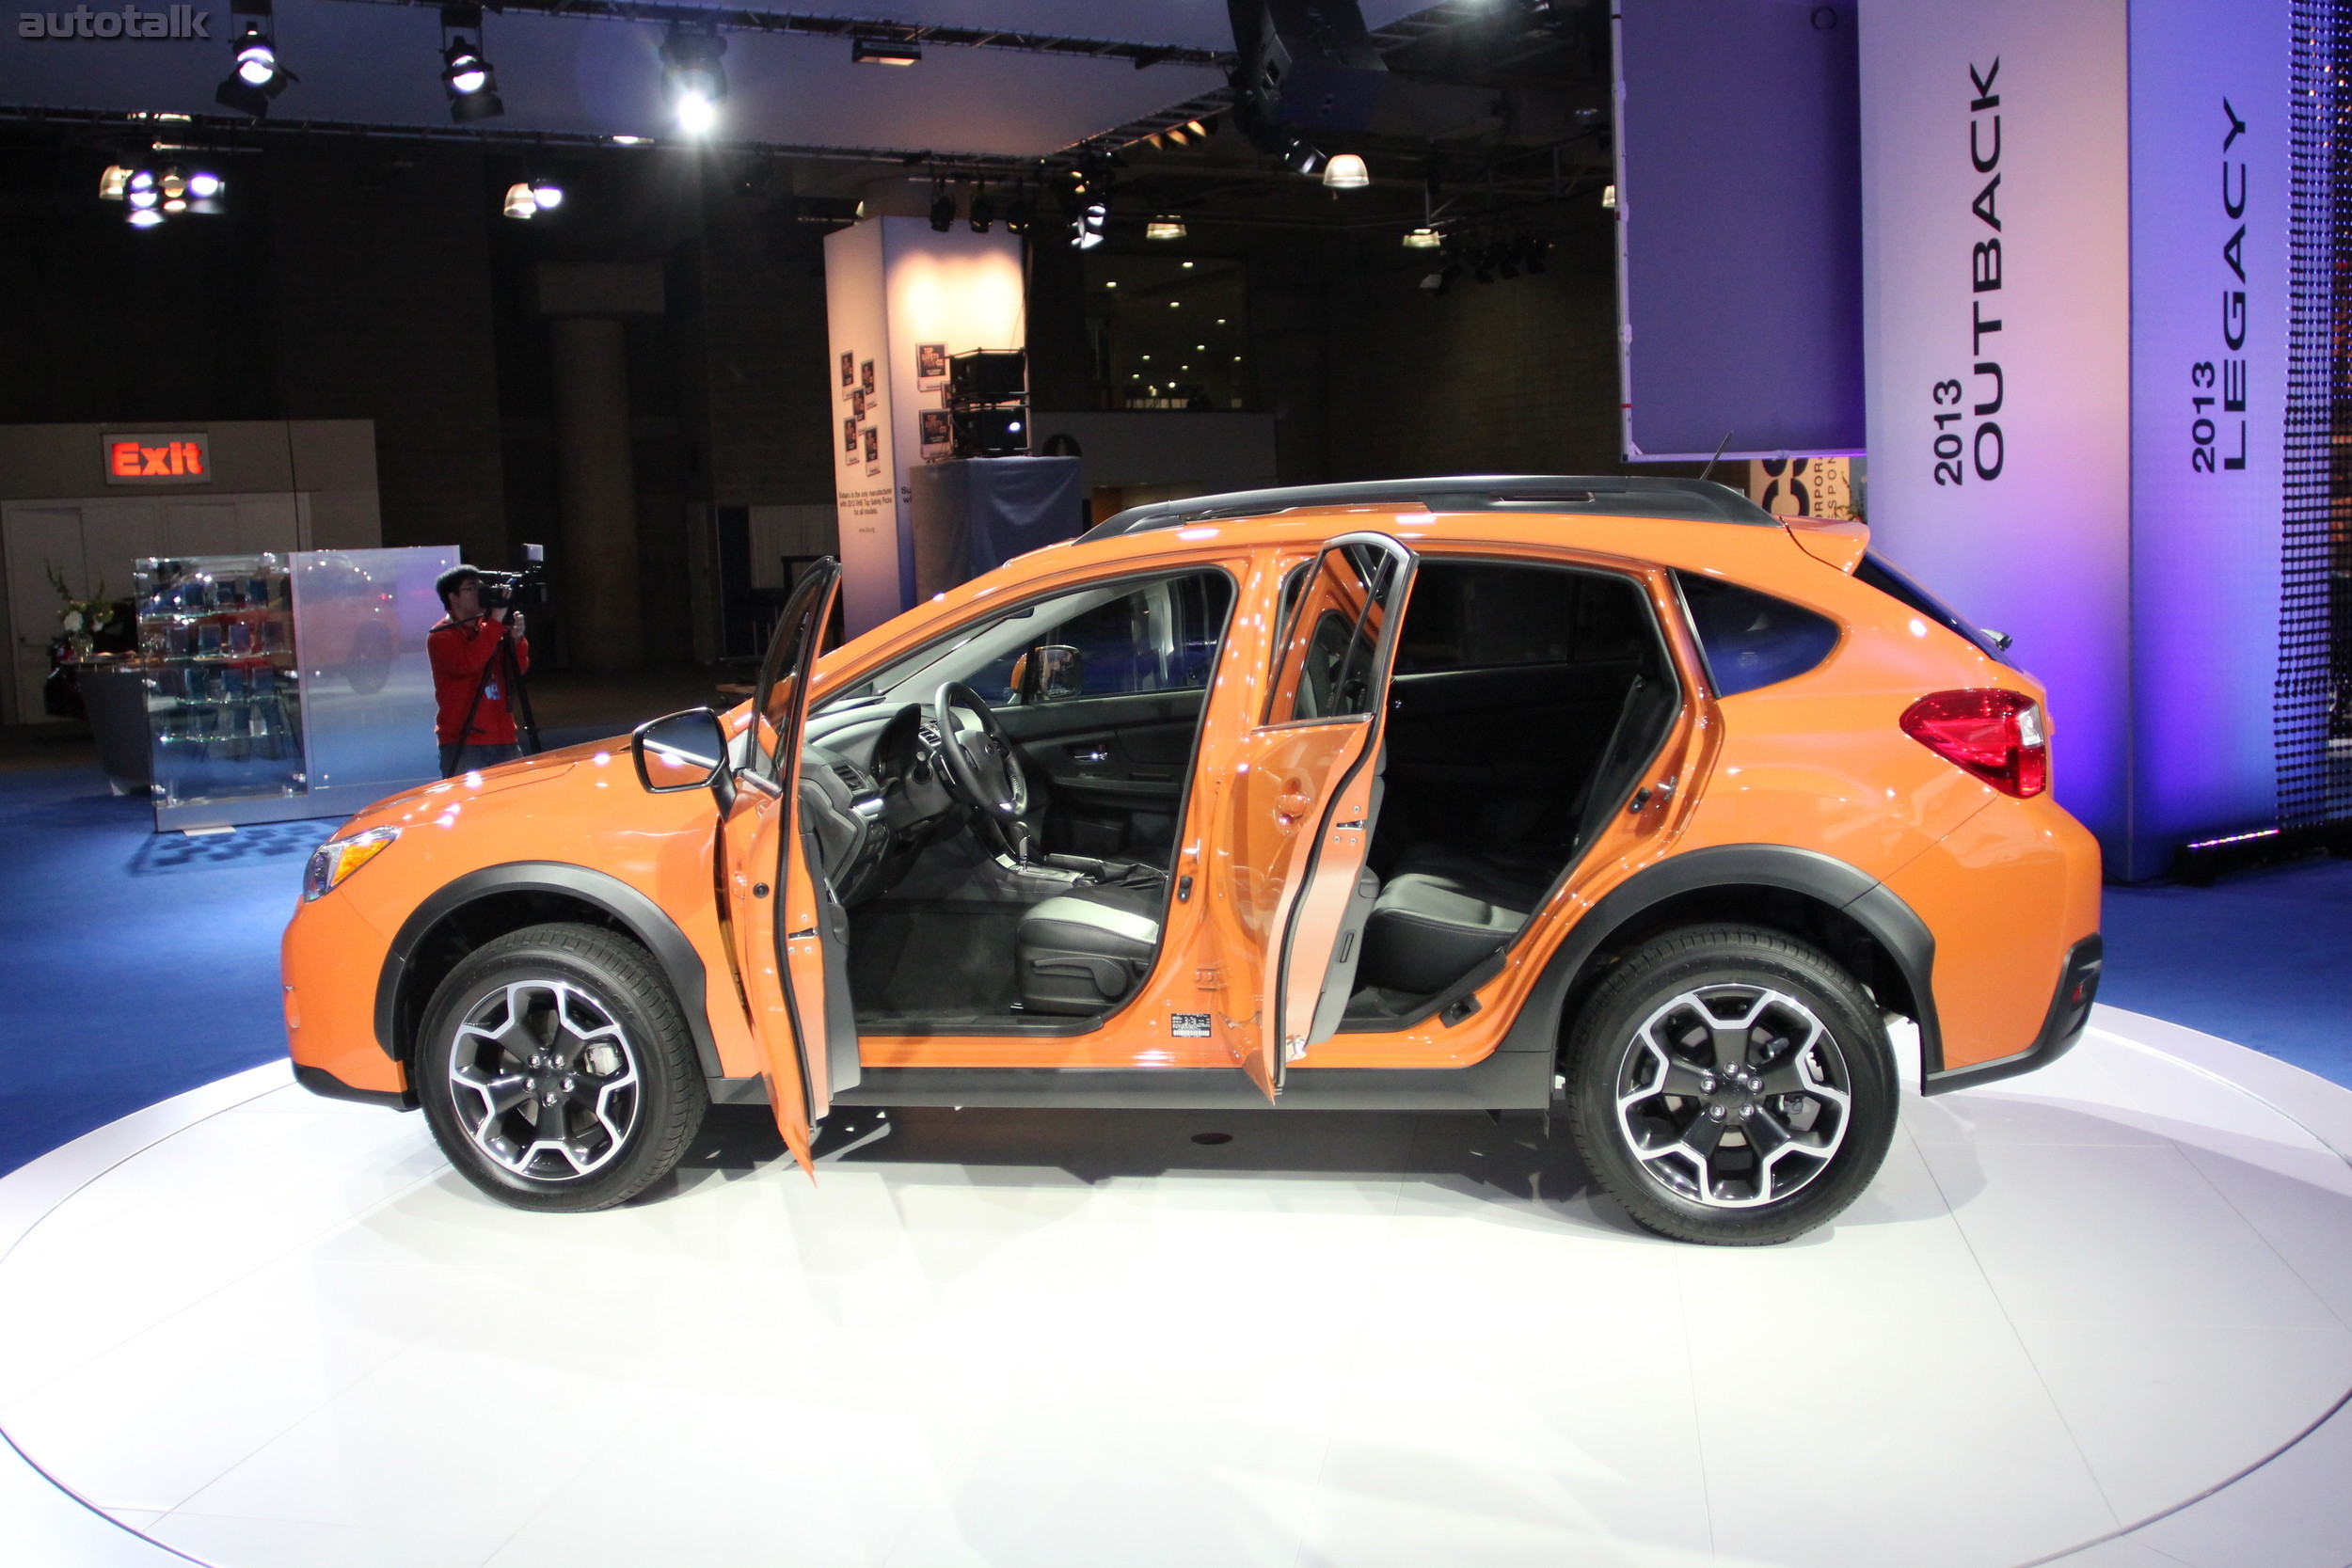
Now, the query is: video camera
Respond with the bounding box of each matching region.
[475,543,550,614]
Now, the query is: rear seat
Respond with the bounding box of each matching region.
[1357,845,1558,995]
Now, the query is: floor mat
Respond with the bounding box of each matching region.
[848,902,1025,1025]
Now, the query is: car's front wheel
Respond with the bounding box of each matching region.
[416,923,708,1212]
[1564,925,1897,1244]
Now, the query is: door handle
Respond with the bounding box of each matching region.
[1275,780,1315,819]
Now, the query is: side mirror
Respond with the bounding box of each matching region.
[633,707,729,795]
[1035,644,1085,701]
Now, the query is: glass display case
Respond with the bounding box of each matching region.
[134,546,456,831]
[135,554,307,821]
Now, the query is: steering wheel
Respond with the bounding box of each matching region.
[931,682,1034,855]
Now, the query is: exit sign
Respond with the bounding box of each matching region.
[104,433,210,483]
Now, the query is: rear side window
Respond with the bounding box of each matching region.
[1853,551,2012,665]
[1394,562,1649,673]
[1675,573,1841,697]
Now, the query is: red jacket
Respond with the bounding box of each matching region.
[428,616,530,745]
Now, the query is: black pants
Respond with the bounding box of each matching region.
[440,741,522,778]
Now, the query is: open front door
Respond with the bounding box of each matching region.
[722,559,853,1170]
[1210,533,1414,1100]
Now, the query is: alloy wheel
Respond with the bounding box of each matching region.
[445,979,642,1182]
[1612,983,1852,1208]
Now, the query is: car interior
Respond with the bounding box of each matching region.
[787,556,1678,1039]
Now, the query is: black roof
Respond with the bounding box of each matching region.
[1081,475,1779,541]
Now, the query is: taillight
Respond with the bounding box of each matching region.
[1899,689,2048,798]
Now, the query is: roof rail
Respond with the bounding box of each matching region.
[1080,474,1779,541]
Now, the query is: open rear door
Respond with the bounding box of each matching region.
[1208,533,1414,1100]
[723,559,851,1170]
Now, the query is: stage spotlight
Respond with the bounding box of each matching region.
[503,182,538,219]
[1146,214,1186,241]
[128,208,164,229]
[98,165,133,200]
[930,184,956,231]
[125,169,157,210]
[1073,201,1106,249]
[1403,226,1441,248]
[1321,152,1369,189]
[440,7,503,124]
[1282,136,1326,177]
[660,24,727,136]
[531,177,563,211]
[187,171,223,199]
[851,34,921,65]
[968,185,995,232]
[215,0,291,118]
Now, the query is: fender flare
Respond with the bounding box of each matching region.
[1496,843,1943,1079]
[373,862,724,1080]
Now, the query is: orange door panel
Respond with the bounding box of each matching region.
[1203,534,1412,1098]
[725,560,845,1169]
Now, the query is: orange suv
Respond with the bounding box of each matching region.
[282,477,2102,1244]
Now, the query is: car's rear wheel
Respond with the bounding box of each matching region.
[1564,925,1896,1245]
[416,923,707,1212]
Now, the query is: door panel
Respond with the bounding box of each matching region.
[995,689,1205,843]
[1203,535,1413,1098]
[723,558,844,1169]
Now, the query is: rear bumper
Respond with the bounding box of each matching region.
[1920,933,2103,1096]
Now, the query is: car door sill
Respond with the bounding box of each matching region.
[815,1051,1553,1111]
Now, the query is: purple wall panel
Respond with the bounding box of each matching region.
[1614,0,1865,460]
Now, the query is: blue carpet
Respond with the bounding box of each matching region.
[0,768,341,1177]
[2,757,2348,1178]
[2101,854,2352,1089]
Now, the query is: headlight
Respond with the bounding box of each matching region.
[304,826,400,902]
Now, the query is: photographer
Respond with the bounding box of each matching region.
[429,565,532,777]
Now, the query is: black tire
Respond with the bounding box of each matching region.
[1564,925,1896,1245]
[416,923,708,1213]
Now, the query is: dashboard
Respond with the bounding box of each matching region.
[797,702,964,906]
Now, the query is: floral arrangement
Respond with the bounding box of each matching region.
[48,565,123,658]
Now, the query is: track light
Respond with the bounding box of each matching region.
[1146,214,1186,241]
[850,34,921,65]
[967,185,995,232]
[214,0,292,119]
[439,7,503,124]
[103,161,223,225]
[660,24,727,136]
[929,184,956,232]
[503,176,562,220]
[1321,152,1369,189]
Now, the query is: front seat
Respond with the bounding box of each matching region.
[1016,879,1165,1015]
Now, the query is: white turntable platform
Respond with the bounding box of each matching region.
[3,1006,2348,1568]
